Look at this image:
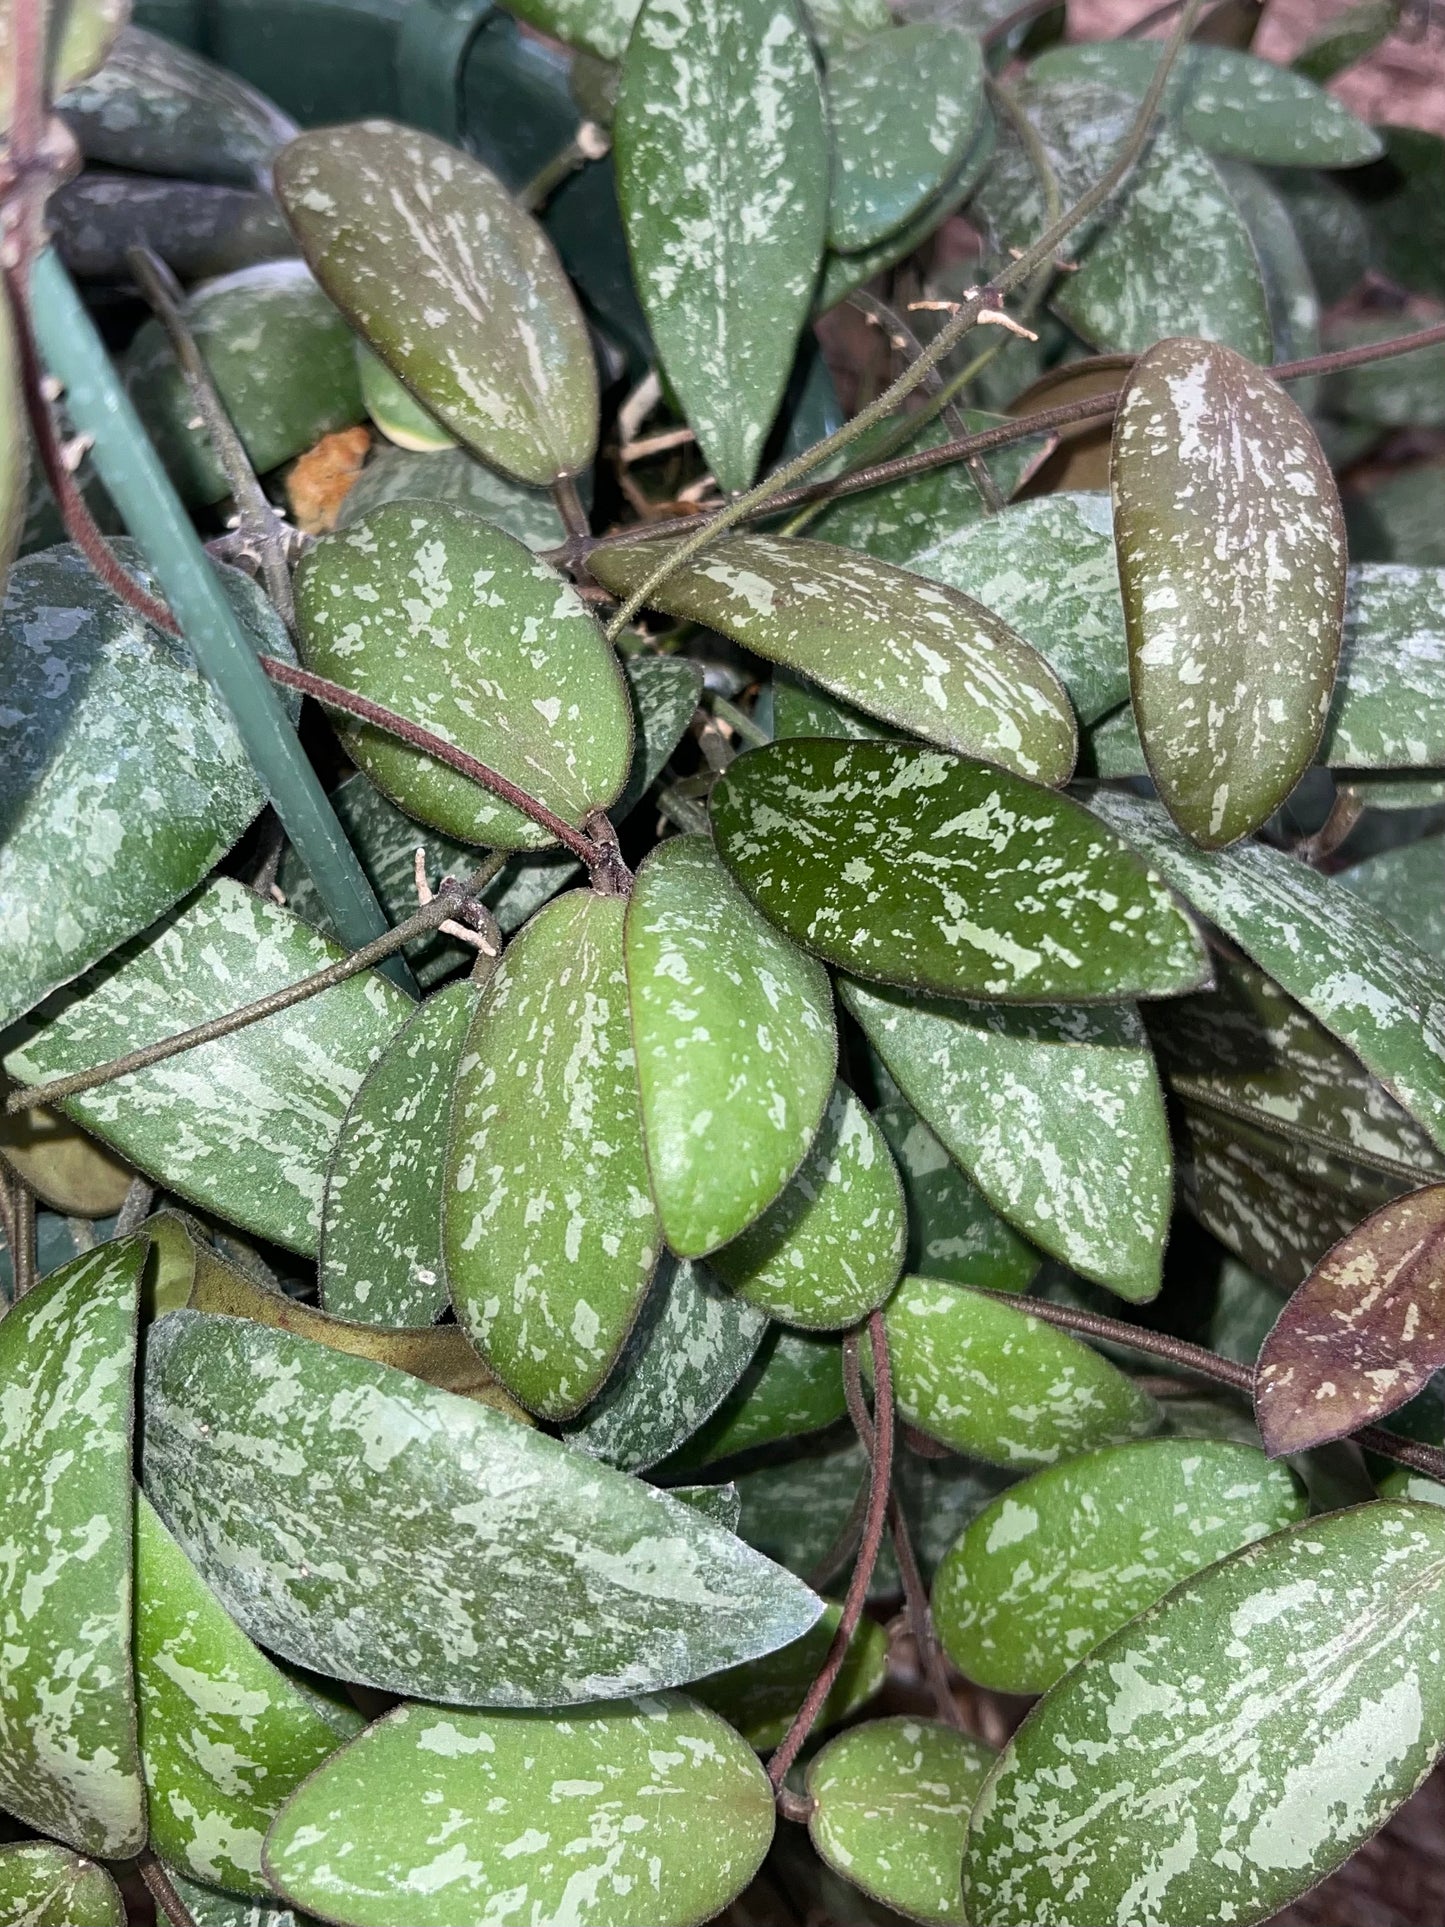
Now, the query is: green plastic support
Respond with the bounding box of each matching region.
[27,248,416,994]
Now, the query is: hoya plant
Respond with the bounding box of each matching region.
[3,0,1445,1922]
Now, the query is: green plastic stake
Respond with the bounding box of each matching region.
[25,248,414,992]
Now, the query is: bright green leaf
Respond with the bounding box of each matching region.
[144,1312,824,1705]
[625,834,836,1257]
[590,533,1076,782]
[615,0,829,493]
[0,542,295,1029]
[277,121,598,484]
[963,1504,1445,1927]
[264,1694,775,1927]
[843,980,1171,1301]
[354,341,454,452]
[321,982,479,1328]
[503,0,640,60]
[665,1326,847,1469]
[710,738,1208,1001]
[874,1100,1041,1293]
[695,1600,888,1750]
[294,503,633,850]
[880,1274,1160,1464]
[4,880,412,1254]
[0,1238,145,1856]
[446,890,661,1419]
[0,1843,125,1927]
[933,1438,1306,1696]
[1115,335,1345,847]
[808,1718,996,1927]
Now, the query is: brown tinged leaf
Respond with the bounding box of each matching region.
[1255,1184,1445,1457]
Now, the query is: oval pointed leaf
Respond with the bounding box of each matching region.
[1116,336,1345,848]
[665,1325,847,1470]
[933,1438,1305,1697]
[1093,788,1445,1154]
[0,1844,124,1927]
[355,342,453,452]
[321,982,480,1327]
[136,1492,362,1894]
[808,1718,996,1927]
[4,882,411,1254]
[616,0,828,493]
[445,890,662,1419]
[963,1503,1445,1927]
[874,1100,1041,1293]
[590,534,1076,782]
[144,1313,823,1705]
[625,835,836,1257]
[0,1096,133,1218]
[1256,1186,1445,1457]
[264,1694,774,1927]
[906,491,1129,726]
[276,122,597,484]
[294,503,633,850]
[565,1255,767,1471]
[710,738,1208,1001]
[844,980,1171,1301]
[0,1238,145,1856]
[881,1274,1160,1465]
[826,25,983,251]
[711,1080,905,1328]
[696,1600,888,1751]
[0,543,294,1029]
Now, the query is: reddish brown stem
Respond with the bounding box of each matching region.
[767,1311,894,1796]
[136,1853,199,1927]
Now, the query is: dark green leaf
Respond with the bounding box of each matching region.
[276,122,598,485]
[0,1844,125,1927]
[1293,0,1398,82]
[446,891,661,1419]
[1115,335,1345,847]
[165,1874,316,1927]
[4,881,413,1254]
[880,1274,1160,1464]
[711,1080,905,1328]
[335,443,567,549]
[1267,166,1370,307]
[874,1100,1041,1293]
[144,1312,824,1704]
[321,982,479,1328]
[1346,460,1445,568]
[590,534,1076,782]
[695,1600,888,1750]
[1362,126,1445,302]
[564,1256,769,1471]
[933,1437,1305,1695]
[124,261,364,505]
[963,1505,1445,1927]
[843,980,1171,1301]
[1320,565,1445,768]
[615,0,829,492]
[669,1481,743,1529]
[0,1238,145,1856]
[294,503,633,850]
[625,835,836,1257]
[664,1326,847,1469]
[615,654,704,819]
[1341,836,1445,956]
[0,542,294,1029]
[1029,40,1382,167]
[51,173,295,284]
[1325,310,1445,428]
[826,25,983,251]
[504,0,640,60]
[1219,159,1322,378]
[264,1695,775,1927]
[808,1718,996,1927]
[711,738,1208,1001]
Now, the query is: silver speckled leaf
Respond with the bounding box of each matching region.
[164,1874,315,1927]
[1342,837,1445,958]
[932,1438,1306,1697]
[615,0,829,493]
[135,1492,362,1894]
[143,1312,824,1705]
[1321,565,1445,768]
[616,653,705,819]
[446,890,661,1420]
[503,0,641,60]
[293,503,633,851]
[666,1325,847,1470]
[263,1695,775,1927]
[334,443,566,550]
[1115,336,1345,847]
[0,1844,125,1927]
[710,738,1208,1001]
[906,492,1129,726]
[321,982,480,1329]
[1,0,126,136]
[843,980,1171,1302]
[1093,788,1445,1154]
[0,543,294,1030]
[625,834,837,1258]
[695,1599,889,1750]
[4,881,413,1254]
[826,25,983,251]
[963,1505,1445,1927]
[564,1256,768,1471]
[874,1099,1041,1294]
[589,533,1077,783]
[0,1238,145,1857]
[711,1080,905,1329]
[276,121,598,485]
